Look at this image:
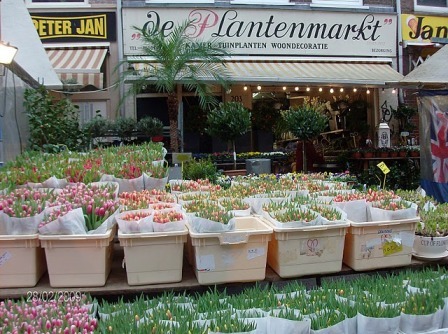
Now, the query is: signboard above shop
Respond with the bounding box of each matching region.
[31,12,117,43]
[401,14,448,46]
[122,8,397,57]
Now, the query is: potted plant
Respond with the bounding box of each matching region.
[376,146,390,158]
[350,148,362,159]
[282,98,328,172]
[409,145,420,157]
[205,102,252,170]
[136,116,164,142]
[413,203,448,260]
[389,146,399,158]
[112,117,137,144]
[362,147,375,158]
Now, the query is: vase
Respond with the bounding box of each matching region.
[413,234,448,260]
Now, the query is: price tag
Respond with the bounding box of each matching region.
[383,240,403,256]
[377,162,390,174]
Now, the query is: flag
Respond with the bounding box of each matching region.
[430,100,448,183]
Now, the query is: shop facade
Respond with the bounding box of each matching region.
[29,5,121,124]
[122,5,403,153]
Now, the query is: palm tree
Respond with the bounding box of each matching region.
[125,21,231,152]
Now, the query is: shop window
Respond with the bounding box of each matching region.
[230,0,293,4]
[76,102,107,126]
[311,0,366,8]
[145,0,214,3]
[26,0,89,6]
[414,0,448,12]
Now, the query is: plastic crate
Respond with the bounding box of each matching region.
[343,218,418,271]
[118,228,188,285]
[0,234,46,288]
[39,228,115,287]
[187,216,272,285]
[264,220,349,278]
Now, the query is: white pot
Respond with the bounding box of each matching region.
[413,234,448,260]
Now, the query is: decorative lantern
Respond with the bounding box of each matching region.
[377,122,391,148]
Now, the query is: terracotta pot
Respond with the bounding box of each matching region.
[410,151,420,157]
[398,151,407,157]
[352,152,362,159]
[151,135,164,142]
[389,152,398,157]
[363,152,374,158]
[378,152,389,158]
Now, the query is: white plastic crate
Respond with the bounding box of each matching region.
[187,216,272,285]
[263,220,349,278]
[118,228,188,285]
[0,234,46,288]
[343,218,418,271]
[39,228,115,287]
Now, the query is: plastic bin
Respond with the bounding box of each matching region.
[246,159,271,175]
[0,234,46,288]
[118,228,188,285]
[263,220,349,278]
[343,218,418,271]
[187,216,272,285]
[39,228,115,287]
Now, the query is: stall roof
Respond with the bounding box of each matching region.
[398,45,448,89]
[1,0,62,89]
[127,56,403,87]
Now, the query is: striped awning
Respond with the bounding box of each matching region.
[127,57,403,86]
[46,48,108,89]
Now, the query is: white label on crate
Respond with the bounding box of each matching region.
[0,251,12,266]
[400,231,415,247]
[247,247,265,260]
[196,254,215,272]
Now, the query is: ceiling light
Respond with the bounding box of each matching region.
[257,85,262,91]
[353,88,357,92]
[243,85,248,91]
[329,88,334,93]
[340,88,344,92]
[366,89,370,94]
[283,86,287,91]
[306,87,310,92]
[318,87,323,92]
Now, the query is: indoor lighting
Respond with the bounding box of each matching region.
[382,88,385,93]
[243,85,248,91]
[329,88,334,93]
[283,86,287,91]
[0,42,18,65]
[366,89,371,94]
[318,87,323,92]
[353,88,357,93]
[392,88,397,94]
[257,85,262,91]
[294,86,299,91]
[306,87,311,92]
[340,88,344,92]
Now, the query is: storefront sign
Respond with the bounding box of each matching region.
[123,8,396,57]
[401,14,448,44]
[31,12,117,42]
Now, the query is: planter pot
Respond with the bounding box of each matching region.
[390,152,398,157]
[398,151,407,157]
[352,152,362,159]
[363,152,374,158]
[151,135,164,142]
[378,152,389,158]
[413,234,448,260]
[409,151,420,157]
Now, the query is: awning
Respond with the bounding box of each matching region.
[127,57,403,86]
[398,44,448,89]
[1,0,62,89]
[46,48,108,89]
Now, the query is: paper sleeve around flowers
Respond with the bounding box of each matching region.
[116,209,153,234]
[189,215,236,233]
[151,208,187,233]
[0,210,46,235]
[367,200,418,222]
[38,207,87,235]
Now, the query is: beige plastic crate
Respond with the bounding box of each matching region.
[118,228,188,285]
[0,234,46,288]
[39,228,115,287]
[343,218,419,271]
[264,221,349,278]
[187,216,272,285]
